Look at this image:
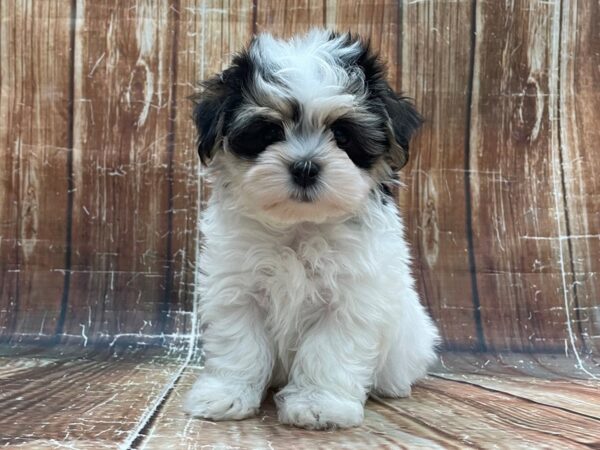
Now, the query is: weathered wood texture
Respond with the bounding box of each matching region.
[0,1,72,340]
[0,347,189,449]
[136,364,600,449]
[469,0,572,353]
[398,0,479,351]
[559,0,600,355]
[0,350,599,449]
[0,0,599,355]
[67,0,185,343]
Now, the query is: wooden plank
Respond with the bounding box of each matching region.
[0,357,55,380]
[162,0,196,342]
[169,0,254,341]
[0,350,185,448]
[325,0,398,77]
[138,368,600,449]
[468,1,576,352]
[66,1,179,343]
[137,368,451,449]
[437,352,600,381]
[256,0,324,36]
[0,1,73,339]
[397,0,479,350]
[433,372,600,419]
[559,0,600,353]
[377,377,600,448]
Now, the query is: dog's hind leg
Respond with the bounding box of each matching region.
[373,288,439,398]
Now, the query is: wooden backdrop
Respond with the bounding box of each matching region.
[0,0,598,357]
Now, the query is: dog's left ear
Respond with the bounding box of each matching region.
[350,35,423,170]
[380,88,423,170]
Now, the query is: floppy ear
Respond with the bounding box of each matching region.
[192,77,228,165]
[348,34,423,171]
[381,87,423,170]
[192,51,252,165]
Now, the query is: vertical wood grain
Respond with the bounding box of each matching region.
[171,0,254,341]
[66,0,178,342]
[0,0,597,354]
[559,0,600,353]
[326,0,398,77]
[165,0,197,340]
[0,0,73,340]
[256,0,324,36]
[398,0,480,350]
[468,1,577,352]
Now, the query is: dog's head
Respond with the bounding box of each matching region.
[193,29,422,224]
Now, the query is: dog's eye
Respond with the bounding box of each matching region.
[331,125,350,147]
[330,119,384,169]
[229,120,285,158]
[263,123,284,143]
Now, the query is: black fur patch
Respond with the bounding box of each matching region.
[193,33,422,171]
[229,118,285,159]
[378,183,393,204]
[332,32,423,170]
[330,118,387,169]
[191,51,254,164]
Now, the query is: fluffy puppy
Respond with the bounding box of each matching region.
[183,29,439,430]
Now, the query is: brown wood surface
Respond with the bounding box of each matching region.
[398,0,480,351]
[256,0,324,36]
[433,372,600,419]
[326,0,399,82]
[0,1,599,355]
[136,365,600,449]
[0,1,72,340]
[0,350,598,448]
[438,351,600,381]
[468,1,578,352]
[65,1,179,343]
[0,348,188,449]
[173,0,255,348]
[559,0,600,353]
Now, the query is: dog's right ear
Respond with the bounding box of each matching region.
[192,51,253,165]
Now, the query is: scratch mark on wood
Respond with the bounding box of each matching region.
[548,0,596,378]
[80,324,88,347]
[88,51,106,78]
[521,234,600,241]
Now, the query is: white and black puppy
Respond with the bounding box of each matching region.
[183,29,439,430]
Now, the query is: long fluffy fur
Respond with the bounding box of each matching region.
[184,29,440,430]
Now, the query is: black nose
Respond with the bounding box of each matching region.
[289,160,320,187]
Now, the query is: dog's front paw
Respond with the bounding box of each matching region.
[275,386,364,430]
[183,372,262,420]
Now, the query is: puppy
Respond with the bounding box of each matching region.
[183,29,439,430]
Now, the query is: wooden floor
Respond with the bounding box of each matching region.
[1,346,599,449]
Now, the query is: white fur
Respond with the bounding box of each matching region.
[184,188,439,429]
[184,30,439,430]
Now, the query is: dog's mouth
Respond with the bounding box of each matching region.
[290,192,314,203]
[258,193,355,225]
[289,187,320,203]
[262,191,317,210]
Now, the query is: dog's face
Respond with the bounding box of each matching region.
[193,30,422,224]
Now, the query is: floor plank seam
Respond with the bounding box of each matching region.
[370,395,473,448]
[121,360,190,450]
[430,373,600,422]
